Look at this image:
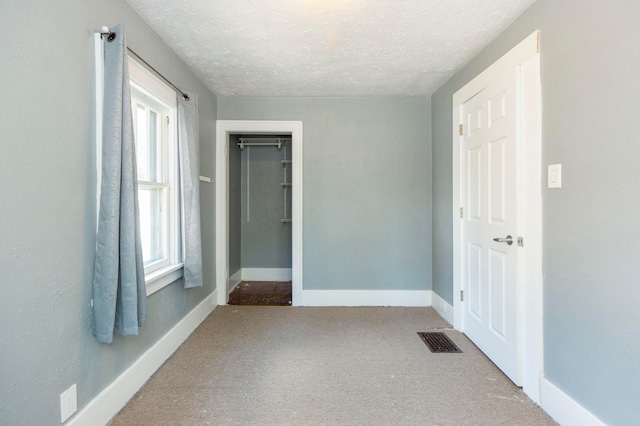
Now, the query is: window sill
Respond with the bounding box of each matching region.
[146,263,184,296]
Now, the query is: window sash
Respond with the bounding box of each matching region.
[138,185,169,271]
[132,97,168,185]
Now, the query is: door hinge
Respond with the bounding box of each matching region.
[459,124,464,136]
[460,207,463,218]
[517,236,524,247]
[460,290,464,302]
[166,116,170,125]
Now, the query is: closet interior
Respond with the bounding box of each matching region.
[227,134,292,305]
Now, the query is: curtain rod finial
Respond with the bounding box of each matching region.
[182,94,190,101]
[100,26,116,42]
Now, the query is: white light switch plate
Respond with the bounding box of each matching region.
[548,164,562,188]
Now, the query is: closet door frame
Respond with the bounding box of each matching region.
[216,120,303,306]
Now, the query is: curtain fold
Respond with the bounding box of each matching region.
[93,24,146,344]
[178,96,204,289]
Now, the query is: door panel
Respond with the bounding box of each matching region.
[467,242,482,319]
[488,137,507,224]
[461,66,522,385]
[468,147,482,221]
[488,248,507,339]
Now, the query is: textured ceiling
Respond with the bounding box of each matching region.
[125,0,537,96]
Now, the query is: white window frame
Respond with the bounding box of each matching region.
[128,56,183,295]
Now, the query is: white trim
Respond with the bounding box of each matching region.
[228,268,243,294]
[452,30,542,402]
[452,31,539,106]
[303,290,431,307]
[216,120,303,306]
[540,377,606,426]
[128,56,177,108]
[145,265,184,296]
[431,292,454,325]
[66,290,217,426]
[241,268,292,282]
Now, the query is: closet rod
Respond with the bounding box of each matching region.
[237,137,291,150]
[238,137,291,142]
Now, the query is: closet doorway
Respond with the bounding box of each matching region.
[228,134,292,305]
[216,121,303,306]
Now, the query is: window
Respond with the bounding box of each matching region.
[129,56,182,294]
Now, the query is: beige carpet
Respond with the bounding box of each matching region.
[110,306,555,425]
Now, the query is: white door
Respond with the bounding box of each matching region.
[461,66,522,385]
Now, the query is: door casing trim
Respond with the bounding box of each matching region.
[216,120,303,306]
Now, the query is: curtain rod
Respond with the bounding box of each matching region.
[100,26,190,101]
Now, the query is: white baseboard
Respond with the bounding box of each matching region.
[431,291,454,325]
[67,290,218,426]
[228,269,242,293]
[540,377,606,426]
[241,268,292,282]
[303,290,432,307]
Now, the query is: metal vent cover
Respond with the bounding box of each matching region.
[417,332,463,353]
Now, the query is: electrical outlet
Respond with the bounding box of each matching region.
[60,384,77,423]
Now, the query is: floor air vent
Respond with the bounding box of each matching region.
[417,332,462,353]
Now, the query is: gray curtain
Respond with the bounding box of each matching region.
[178,96,203,288]
[93,24,147,344]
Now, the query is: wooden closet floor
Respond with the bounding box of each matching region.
[228,281,292,306]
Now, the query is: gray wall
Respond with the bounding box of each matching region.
[431,0,640,423]
[240,136,293,269]
[0,1,217,424]
[228,134,242,275]
[219,97,432,291]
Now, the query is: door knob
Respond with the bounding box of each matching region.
[493,235,513,245]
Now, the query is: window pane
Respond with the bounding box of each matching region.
[136,104,150,181]
[149,110,160,182]
[138,187,167,266]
